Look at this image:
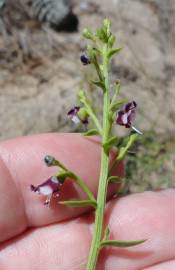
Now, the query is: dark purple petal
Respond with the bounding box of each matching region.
[124,101,137,113]
[67,106,80,117]
[67,106,88,125]
[127,109,136,126]
[67,106,81,124]
[31,176,61,195]
[116,111,125,126]
[80,54,91,65]
[30,185,38,192]
[116,101,137,128]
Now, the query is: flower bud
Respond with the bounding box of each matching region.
[44,155,56,167]
[83,28,94,40]
[108,35,115,48]
[80,54,91,65]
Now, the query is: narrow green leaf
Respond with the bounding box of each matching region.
[103,18,111,37]
[110,100,126,111]
[117,133,138,161]
[59,200,97,208]
[101,239,146,248]
[91,80,105,90]
[96,28,108,43]
[108,35,115,48]
[107,48,122,60]
[82,28,95,41]
[110,82,123,110]
[107,176,122,184]
[103,136,118,152]
[83,129,100,136]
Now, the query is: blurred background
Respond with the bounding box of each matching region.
[0,0,174,192]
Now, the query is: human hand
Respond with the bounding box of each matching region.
[0,133,174,270]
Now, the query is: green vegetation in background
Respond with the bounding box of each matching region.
[120,130,175,194]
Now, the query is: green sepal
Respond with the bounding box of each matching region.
[87,47,100,62]
[107,48,122,60]
[91,80,105,90]
[83,129,100,136]
[114,80,121,96]
[108,35,115,48]
[78,90,86,103]
[116,134,138,161]
[103,136,118,152]
[96,27,108,43]
[103,18,111,37]
[107,176,122,184]
[91,47,101,56]
[56,171,71,184]
[82,28,95,41]
[77,107,89,121]
[110,100,126,111]
[101,239,146,248]
[59,199,97,208]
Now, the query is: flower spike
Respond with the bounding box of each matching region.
[116,101,142,134]
[31,176,63,206]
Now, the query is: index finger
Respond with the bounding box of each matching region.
[0,133,123,242]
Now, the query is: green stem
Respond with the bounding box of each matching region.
[55,161,96,203]
[93,56,103,82]
[70,173,96,203]
[108,159,119,176]
[82,98,103,135]
[86,45,110,270]
[110,82,120,107]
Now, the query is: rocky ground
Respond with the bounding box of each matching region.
[0,0,175,140]
[0,0,174,191]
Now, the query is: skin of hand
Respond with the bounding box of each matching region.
[0,133,175,270]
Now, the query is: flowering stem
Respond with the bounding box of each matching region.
[32,20,144,268]
[86,44,111,270]
[79,91,103,135]
[93,56,103,82]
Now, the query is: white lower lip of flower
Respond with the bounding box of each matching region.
[72,115,80,124]
[39,185,53,195]
[122,114,128,125]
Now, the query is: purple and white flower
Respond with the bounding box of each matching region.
[67,106,88,125]
[116,101,142,134]
[31,176,62,206]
